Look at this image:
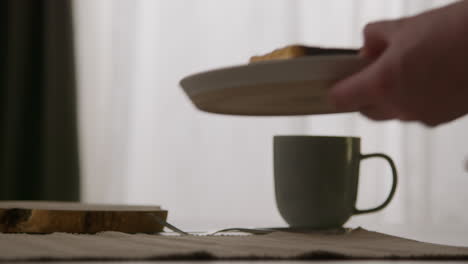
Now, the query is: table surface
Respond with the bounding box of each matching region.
[14,261,468,264]
[11,224,468,263]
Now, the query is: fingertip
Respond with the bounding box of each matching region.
[328,79,361,112]
[359,105,399,121]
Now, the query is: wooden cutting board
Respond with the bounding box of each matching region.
[0,201,167,234]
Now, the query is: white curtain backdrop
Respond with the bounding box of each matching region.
[73,0,468,236]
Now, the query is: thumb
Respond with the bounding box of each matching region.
[360,19,405,59]
[328,19,405,111]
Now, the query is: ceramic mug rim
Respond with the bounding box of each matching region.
[274,135,360,140]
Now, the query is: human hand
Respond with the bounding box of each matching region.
[329,1,468,126]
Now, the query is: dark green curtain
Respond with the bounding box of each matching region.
[0,0,80,201]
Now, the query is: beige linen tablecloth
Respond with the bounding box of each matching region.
[2,228,468,261]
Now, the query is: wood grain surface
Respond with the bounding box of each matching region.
[190,80,347,115]
[0,201,167,234]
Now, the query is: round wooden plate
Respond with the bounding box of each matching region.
[180,55,368,116]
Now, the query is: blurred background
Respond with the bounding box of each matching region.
[73,0,468,233]
[2,0,468,245]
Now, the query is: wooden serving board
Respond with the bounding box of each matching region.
[0,201,167,234]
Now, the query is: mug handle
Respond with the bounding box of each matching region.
[353,153,398,215]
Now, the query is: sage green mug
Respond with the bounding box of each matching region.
[273,135,397,229]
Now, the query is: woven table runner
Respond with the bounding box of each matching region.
[1,228,468,261]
